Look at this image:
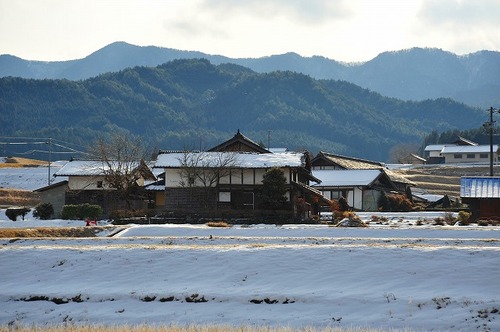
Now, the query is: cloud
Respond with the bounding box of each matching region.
[416,0,500,54]
[419,0,500,26]
[200,0,353,24]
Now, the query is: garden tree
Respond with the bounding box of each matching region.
[259,167,288,210]
[88,133,154,208]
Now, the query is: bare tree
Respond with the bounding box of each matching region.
[178,151,239,188]
[177,151,240,211]
[88,133,154,207]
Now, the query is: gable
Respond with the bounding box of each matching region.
[208,130,270,153]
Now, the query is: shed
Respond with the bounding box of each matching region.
[460,177,500,220]
[33,181,69,218]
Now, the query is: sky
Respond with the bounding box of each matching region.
[1,0,500,63]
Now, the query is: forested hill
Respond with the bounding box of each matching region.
[0,59,484,161]
[2,42,500,107]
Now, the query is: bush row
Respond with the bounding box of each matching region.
[61,203,103,220]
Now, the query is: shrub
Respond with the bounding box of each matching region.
[386,193,413,212]
[5,207,30,221]
[33,203,54,220]
[61,204,103,220]
[457,211,471,225]
[434,217,445,226]
[477,219,490,226]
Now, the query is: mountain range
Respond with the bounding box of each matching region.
[1,41,499,108]
[0,58,485,162]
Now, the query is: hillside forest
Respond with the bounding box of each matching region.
[0,58,492,162]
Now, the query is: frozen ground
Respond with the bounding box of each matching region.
[1,212,499,331]
[0,163,66,190]
[1,165,499,330]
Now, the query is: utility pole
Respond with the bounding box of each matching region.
[484,107,500,176]
[47,137,52,185]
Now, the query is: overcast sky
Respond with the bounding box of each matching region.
[1,0,500,62]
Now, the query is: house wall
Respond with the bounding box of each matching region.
[427,150,442,158]
[68,176,111,190]
[443,153,493,164]
[165,170,184,187]
[351,187,363,210]
[462,197,500,221]
[165,168,290,188]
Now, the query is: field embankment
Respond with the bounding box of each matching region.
[394,164,500,198]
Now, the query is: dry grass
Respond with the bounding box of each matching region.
[0,226,112,238]
[0,157,47,168]
[206,221,232,228]
[0,325,409,332]
[0,189,40,207]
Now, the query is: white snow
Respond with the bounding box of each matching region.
[154,152,305,169]
[1,165,500,330]
[0,164,66,190]
[1,212,499,330]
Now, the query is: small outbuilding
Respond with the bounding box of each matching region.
[33,180,69,218]
[460,177,500,221]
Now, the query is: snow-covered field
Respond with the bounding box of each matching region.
[1,212,499,331]
[0,164,66,190]
[1,166,500,330]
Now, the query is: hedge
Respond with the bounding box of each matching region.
[61,203,103,220]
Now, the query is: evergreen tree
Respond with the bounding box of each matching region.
[259,168,288,210]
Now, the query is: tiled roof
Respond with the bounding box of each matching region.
[460,177,500,198]
[318,152,383,170]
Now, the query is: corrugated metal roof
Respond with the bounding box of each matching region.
[154,152,304,169]
[460,177,500,198]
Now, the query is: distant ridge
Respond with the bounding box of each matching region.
[1,42,500,107]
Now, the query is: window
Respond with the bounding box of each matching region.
[466,154,475,159]
[96,181,103,188]
[218,191,231,202]
[454,154,462,159]
[480,153,488,159]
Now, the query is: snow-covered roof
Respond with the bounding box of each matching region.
[424,144,446,152]
[311,169,382,187]
[55,160,144,177]
[461,177,500,198]
[441,145,498,154]
[154,152,305,169]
